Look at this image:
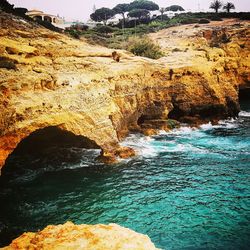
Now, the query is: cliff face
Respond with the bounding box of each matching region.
[3,222,160,250]
[0,11,249,170]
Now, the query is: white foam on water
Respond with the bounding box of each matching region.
[158,126,199,137]
[121,114,244,159]
[171,126,197,135]
[121,129,210,157]
[200,122,214,130]
[199,118,238,130]
[121,134,158,157]
[217,118,238,128]
[239,111,250,117]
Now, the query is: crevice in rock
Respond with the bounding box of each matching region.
[167,104,186,120]
[137,115,147,126]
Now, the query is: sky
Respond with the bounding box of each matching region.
[8,0,250,22]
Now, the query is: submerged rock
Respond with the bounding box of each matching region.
[2,222,160,250]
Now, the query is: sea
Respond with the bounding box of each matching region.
[0,100,249,249]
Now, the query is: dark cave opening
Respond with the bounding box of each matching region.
[167,104,186,120]
[239,87,250,111]
[1,126,100,178]
[137,115,147,125]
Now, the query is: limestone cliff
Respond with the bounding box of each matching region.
[2,221,160,250]
[0,11,249,170]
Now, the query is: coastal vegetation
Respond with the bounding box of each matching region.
[126,36,164,59]
[165,5,185,11]
[64,0,249,59]
[210,0,223,13]
[210,0,236,13]
[1,0,249,59]
[223,2,236,13]
[90,7,115,26]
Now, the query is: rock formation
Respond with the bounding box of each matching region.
[0,11,249,171]
[2,221,160,250]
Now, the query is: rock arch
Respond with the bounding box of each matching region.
[12,126,100,152]
[0,125,102,174]
[1,126,101,176]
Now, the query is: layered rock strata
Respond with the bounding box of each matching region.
[2,221,160,250]
[0,11,249,170]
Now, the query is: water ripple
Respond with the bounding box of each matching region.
[0,114,250,249]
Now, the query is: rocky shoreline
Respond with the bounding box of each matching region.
[0,11,249,170]
[2,222,160,250]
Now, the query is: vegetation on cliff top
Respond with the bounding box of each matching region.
[65,0,249,59]
[126,36,164,59]
[1,0,249,59]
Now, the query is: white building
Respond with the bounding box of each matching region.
[26,9,65,28]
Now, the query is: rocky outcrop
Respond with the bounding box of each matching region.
[2,221,160,250]
[0,11,249,171]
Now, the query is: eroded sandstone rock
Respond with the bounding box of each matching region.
[2,222,160,250]
[0,11,249,171]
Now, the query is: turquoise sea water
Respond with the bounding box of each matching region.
[0,104,250,249]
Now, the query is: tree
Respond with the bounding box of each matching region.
[159,7,165,21]
[128,9,150,21]
[113,3,130,21]
[210,0,223,13]
[129,0,159,11]
[223,2,235,13]
[113,3,130,29]
[90,8,115,25]
[165,5,185,12]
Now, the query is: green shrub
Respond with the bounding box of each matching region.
[148,21,163,28]
[147,21,171,31]
[66,29,81,39]
[82,33,108,46]
[210,15,223,21]
[94,25,117,34]
[155,15,170,21]
[199,19,210,24]
[239,12,250,20]
[126,36,164,59]
[180,18,198,24]
[69,24,89,31]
